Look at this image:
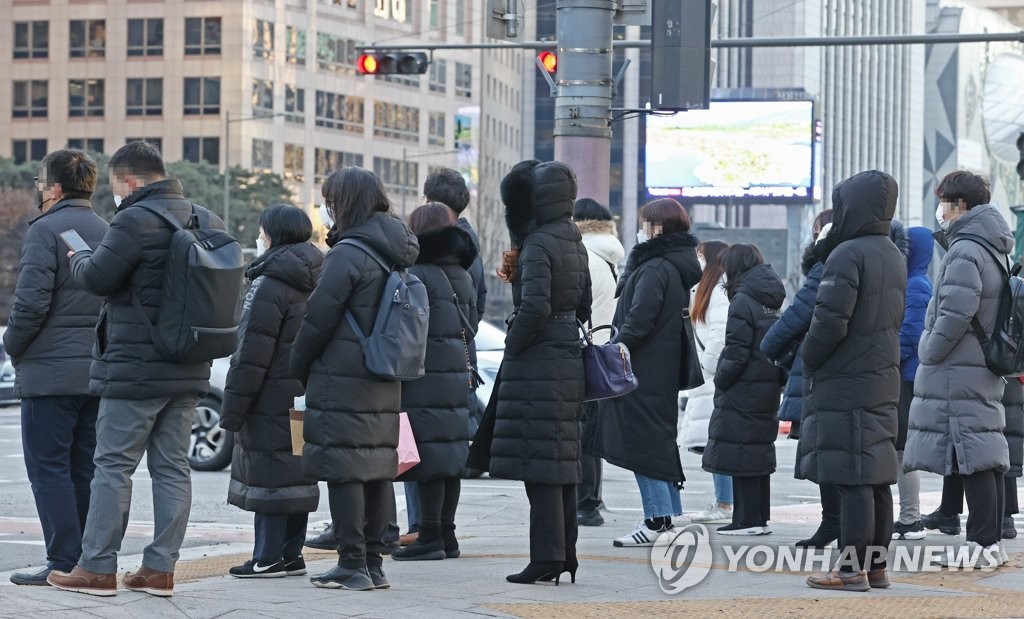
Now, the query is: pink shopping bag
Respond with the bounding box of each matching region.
[397,412,421,476]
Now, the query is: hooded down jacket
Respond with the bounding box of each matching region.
[796,170,907,485]
[680,277,728,452]
[900,226,934,382]
[904,204,1014,477]
[1004,379,1024,478]
[576,219,625,344]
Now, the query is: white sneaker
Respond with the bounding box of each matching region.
[613,521,670,547]
[690,503,734,524]
[995,543,1009,566]
[938,542,1001,570]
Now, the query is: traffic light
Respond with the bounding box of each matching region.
[356,52,429,75]
[1017,131,1024,181]
[538,51,558,74]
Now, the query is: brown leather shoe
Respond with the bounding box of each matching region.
[47,566,117,596]
[122,565,174,597]
[806,568,871,592]
[399,532,418,547]
[867,568,891,588]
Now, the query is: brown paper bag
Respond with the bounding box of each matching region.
[289,409,304,456]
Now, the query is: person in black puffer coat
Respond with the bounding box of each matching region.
[219,205,323,577]
[391,203,478,562]
[290,167,420,592]
[703,245,785,535]
[1002,380,1023,538]
[483,160,591,585]
[802,171,906,591]
[585,198,702,548]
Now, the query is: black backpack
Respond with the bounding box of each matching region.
[131,203,245,364]
[958,236,1024,377]
[339,239,429,381]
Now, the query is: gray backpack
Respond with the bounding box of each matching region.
[339,239,429,380]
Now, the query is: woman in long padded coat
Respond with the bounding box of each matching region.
[290,167,420,592]
[489,160,591,586]
[391,203,477,562]
[220,205,323,578]
[702,245,785,535]
[585,198,703,548]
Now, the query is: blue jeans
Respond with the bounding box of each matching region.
[713,473,733,505]
[404,481,421,533]
[253,512,308,562]
[635,473,682,519]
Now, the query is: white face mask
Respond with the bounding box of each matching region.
[113,194,122,208]
[636,230,649,244]
[936,204,952,231]
[319,202,334,228]
[255,237,267,256]
[698,256,706,271]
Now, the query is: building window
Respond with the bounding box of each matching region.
[185,17,221,55]
[68,79,104,117]
[12,139,47,164]
[253,19,274,60]
[373,157,418,197]
[455,0,465,36]
[284,144,304,181]
[126,78,163,116]
[285,85,305,123]
[428,112,445,147]
[14,21,48,59]
[430,0,440,28]
[315,91,364,133]
[286,26,306,65]
[184,77,220,115]
[316,33,358,74]
[126,137,162,152]
[183,137,219,165]
[428,59,447,93]
[12,80,47,118]
[252,79,274,115]
[318,0,358,7]
[67,138,104,153]
[315,148,363,183]
[373,102,420,142]
[252,139,273,172]
[455,62,472,98]
[69,20,105,58]
[127,18,163,57]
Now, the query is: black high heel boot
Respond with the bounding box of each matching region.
[506,561,565,585]
[795,526,839,549]
[539,557,577,583]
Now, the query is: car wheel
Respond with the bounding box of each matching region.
[188,394,234,472]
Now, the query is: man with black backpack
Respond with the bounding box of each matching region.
[49,142,240,598]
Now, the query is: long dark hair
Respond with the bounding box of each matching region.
[692,240,729,324]
[322,166,393,232]
[722,244,764,299]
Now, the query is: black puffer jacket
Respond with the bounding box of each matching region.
[488,160,591,485]
[797,171,907,485]
[398,226,478,481]
[290,213,420,483]
[70,179,225,399]
[221,242,324,513]
[1004,380,1024,478]
[585,232,702,483]
[4,198,108,398]
[702,264,786,477]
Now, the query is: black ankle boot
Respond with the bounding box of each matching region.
[538,557,577,584]
[441,523,460,558]
[506,561,565,585]
[392,525,445,562]
[795,525,840,549]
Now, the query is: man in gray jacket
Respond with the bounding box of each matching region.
[905,170,1013,568]
[2,149,108,586]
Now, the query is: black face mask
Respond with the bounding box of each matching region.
[37,191,51,212]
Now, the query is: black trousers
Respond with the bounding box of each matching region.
[328,480,391,569]
[524,483,577,563]
[1007,477,1019,516]
[942,472,1018,517]
[937,456,1005,547]
[732,475,770,527]
[21,395,99,572]
[578,410,603,511]
[819,483,841,532]
[253,512,308,562]
[417,476,461,541]
[836,484,893,572]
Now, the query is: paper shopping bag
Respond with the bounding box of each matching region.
[397,412,421,475]
[289,409,305,456]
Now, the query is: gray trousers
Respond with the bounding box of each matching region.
[896,450,921,524]
[78,395,198,574]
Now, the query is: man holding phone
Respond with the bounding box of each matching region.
[3,149,108,586]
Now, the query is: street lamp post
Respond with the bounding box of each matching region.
[400,147,461,214]
[222,110,287,230]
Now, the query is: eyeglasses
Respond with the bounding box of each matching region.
[33,176,45,191]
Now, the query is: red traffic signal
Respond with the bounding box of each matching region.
[357,54,379,74]
[538,51,557,74]
[357,52,429,75]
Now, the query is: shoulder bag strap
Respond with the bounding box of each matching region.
[439,268,483,387]
[953,235,1010,346]
[338,238,394,272]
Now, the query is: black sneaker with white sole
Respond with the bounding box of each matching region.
[229,559,287,578]
[892,520,927,540]
[283,556,307,576]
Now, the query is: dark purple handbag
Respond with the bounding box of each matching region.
[580,324,639,402]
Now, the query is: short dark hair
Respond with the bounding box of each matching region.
[935,171,991,209]
[322,166,393,231]
[722,244,764,299]
[408,202,457,236]
[40,149,97,199]
[259,204,312,246]
[423,167,470,214]
[640,198,691,234]
[572,198,613,222]
[109,141,167,179]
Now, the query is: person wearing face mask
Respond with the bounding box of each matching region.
[585,198,702,547]
[217,205,324,579]
[905,170,1015,568]
[3,150,108,587]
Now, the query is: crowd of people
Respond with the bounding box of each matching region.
[4,143,1021,596]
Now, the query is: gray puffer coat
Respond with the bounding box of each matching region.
[904,205,1014,476]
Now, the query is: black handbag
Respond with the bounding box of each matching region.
[580,323,639,402]
[679,309,706,390]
